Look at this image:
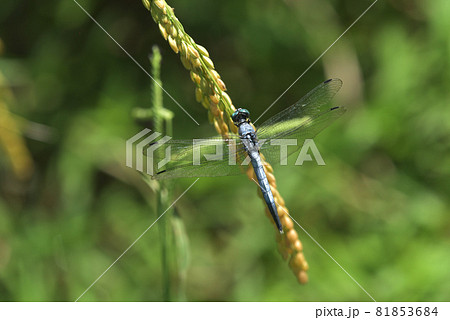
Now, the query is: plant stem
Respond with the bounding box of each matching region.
[149,46,172,301]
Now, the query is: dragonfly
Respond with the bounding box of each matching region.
[147,79,346,233]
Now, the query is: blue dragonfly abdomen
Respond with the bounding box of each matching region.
[249,150,283,233]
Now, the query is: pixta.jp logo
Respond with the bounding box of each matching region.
[126,128,327,175]
[126,128,171,175]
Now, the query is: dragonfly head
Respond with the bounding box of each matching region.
[231,108,250,125]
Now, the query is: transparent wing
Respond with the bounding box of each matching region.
[257,79,343,138]
[144,135,250,180]
[256,79,345,164]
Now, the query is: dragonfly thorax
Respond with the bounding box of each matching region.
[233,108,258,150]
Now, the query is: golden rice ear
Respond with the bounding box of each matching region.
[144,0,236,138]
[0,71,34,181]
[144,0,308,284]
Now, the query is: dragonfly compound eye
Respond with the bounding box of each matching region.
[231,110,239,122]
[231,108,250,123]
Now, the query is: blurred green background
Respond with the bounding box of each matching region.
[0,0,449,301]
